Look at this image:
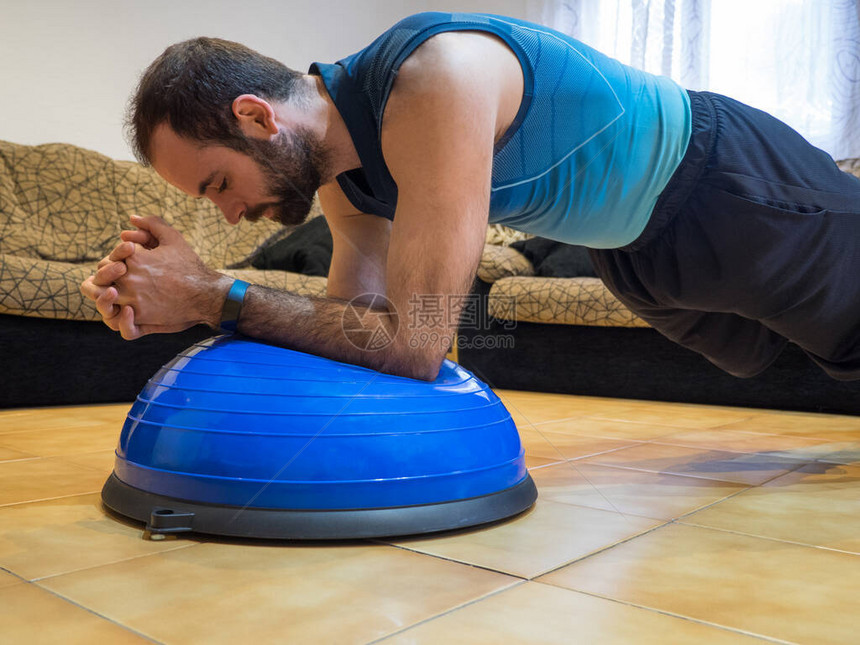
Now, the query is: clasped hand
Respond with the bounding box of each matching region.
[80,215,230,339]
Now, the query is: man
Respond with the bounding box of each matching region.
[81,12,860,381]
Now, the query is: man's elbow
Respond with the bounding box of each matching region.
[407,362,442,382]
[381,348,444,381]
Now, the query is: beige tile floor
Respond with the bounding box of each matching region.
[1,391,859,644]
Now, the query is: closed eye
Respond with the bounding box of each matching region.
[217,177,228,193]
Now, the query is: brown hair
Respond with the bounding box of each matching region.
[126,37,305,164]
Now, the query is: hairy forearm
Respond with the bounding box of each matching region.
[234,284,443,380]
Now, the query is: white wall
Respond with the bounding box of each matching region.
[0,0,527,160]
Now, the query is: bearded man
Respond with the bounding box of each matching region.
[81,12,860,381]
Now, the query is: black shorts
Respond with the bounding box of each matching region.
[590,91,860,380]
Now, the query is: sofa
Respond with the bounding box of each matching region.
[2,139,859,414]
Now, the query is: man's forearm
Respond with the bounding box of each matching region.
[82,215,453,379]
[234,284,442,380]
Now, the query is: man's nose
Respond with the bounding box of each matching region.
[223,207,245,225]
[210,196,244,225]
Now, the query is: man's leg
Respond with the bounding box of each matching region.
[589,249,789,378]
[593,91,860,380]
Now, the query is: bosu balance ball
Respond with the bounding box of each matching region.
[102,336,537,539]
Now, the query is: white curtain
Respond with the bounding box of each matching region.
[527,0,860,159]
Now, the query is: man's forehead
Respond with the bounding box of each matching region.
[150,124,203,162]
[150,125,215,191]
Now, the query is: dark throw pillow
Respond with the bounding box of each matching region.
[251,216,333,277]
[510,237,597,277]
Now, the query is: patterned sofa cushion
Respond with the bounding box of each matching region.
[477,237,644,328]
[836,157,860,177]
[488,276,648,327]
[476,243,535,283]
[484,223,533,246]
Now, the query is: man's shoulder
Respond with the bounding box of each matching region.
[383,31,524,147]
[393,31,516,100]
[393,34,468,92]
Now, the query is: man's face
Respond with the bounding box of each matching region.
[150,123,327,226]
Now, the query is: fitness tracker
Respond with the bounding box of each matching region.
[219,279,249,333]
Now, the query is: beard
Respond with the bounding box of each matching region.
[235,127,329,227]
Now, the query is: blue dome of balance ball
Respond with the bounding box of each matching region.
[102,337,537,539]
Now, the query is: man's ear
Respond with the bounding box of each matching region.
[232,95,278,139]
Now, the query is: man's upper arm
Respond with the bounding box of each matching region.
[319,182,390,304]
[379,37,499,378]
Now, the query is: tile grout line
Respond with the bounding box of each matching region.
[501,393,721,525]
[476,387,678,537]
[29,579,165,644]
[530,415,722,436]
[659,456,821,526]
[525,459,568,471]
[576,413,760,431]
[371,538,531,581]
[673,520,860,557]
[710,424,860,441]
[0,455,42,465]
[815,456,860,466]
[525,413,718,431]
[548,457,757,485]
[530,580,796,645]
[0,489,109,508]
[549,460,643,522]
[709,413,860,433]
[662,487,763,523]
[364,578,528,645]
[0,424,123,437]
[525,496,745,527]
[530,425,732,446]
[567,455,811,486]
[29,540,204,584]
[647,436,847,460]
[0,564,28,584]
[0,488,107,508]
[748,457,813,485]
[372,501,816,641]
[524,443,653,472]
[0,451,117,469]
[420,453,805,582]
[496,394,642,520]
[521,466,845,580]
[522,518,676,581]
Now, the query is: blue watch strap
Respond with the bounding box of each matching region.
[219,279,249,333]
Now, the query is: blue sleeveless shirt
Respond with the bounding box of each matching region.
[309,12,691,249]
